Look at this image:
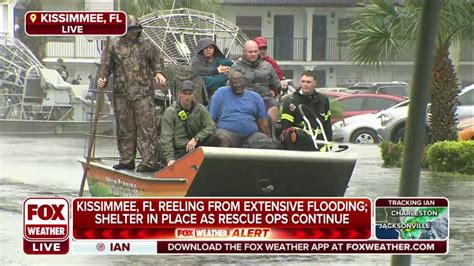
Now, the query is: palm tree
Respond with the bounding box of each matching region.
[345,0,473,142]
[120,0,220,17]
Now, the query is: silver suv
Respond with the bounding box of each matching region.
[377,85,474,142]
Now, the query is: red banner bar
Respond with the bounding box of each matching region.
[24,11,127,36]
[23,238,69,255]
[72,227,371,240]
[376,198,448,207]
[72,198,371,240]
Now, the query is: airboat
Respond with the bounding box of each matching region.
[0,35,114,135]
[80,8,357,197]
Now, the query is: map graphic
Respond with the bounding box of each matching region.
[375,207,448,240]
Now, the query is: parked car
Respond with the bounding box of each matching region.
[332,100,410,144]
[346,81,410,98]
[457,84,474,119]
[280,85,348,104]
[332,93,405,121]
[376,104,411,143]
[321,91,350,101]
[377,85,473,143]
[458,117,474,141]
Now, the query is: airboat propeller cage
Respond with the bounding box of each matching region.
[139,8,248,65]
[0,35,43,94]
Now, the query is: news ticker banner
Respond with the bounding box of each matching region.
[23,197,449,255]
[24,11,127,36]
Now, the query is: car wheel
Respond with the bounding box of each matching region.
[350,129,379,144]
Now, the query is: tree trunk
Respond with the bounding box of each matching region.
[19,0,46,61]
[429,43,459,142]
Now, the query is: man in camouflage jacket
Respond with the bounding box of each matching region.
[98,16,166,172]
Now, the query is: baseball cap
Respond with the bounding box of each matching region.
[254,36,268,49]
[180,80,195,92]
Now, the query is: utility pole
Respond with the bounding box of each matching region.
[391,1,442,265]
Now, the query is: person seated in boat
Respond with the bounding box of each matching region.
[209,71,272,147]
[254,36,288,94]
[55,58,69,81]
[161,80,217,167]
[231,40,282,123]
[191,37,233,96]
[280,70,333,152]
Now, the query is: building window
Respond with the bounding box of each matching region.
[339,98,364,112]
[364,98,399,110]
[1,4,7,34]
[338,18,352,42]
[236,16,261,40]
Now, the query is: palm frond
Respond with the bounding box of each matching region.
[437,0,474,45]
[345,0,408,69]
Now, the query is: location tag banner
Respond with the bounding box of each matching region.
[375,197,449,241]
[23,197,70,254]
[24,11,127,36]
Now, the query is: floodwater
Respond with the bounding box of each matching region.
[0,134,472,265]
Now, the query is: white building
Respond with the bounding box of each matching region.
[3,0,473,88]
[220,0,473,88]
[4,0,113,82]
[1,0,16,36]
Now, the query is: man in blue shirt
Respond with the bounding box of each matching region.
[209,72,271,147]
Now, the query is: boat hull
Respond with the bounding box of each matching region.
[81,147,357,197]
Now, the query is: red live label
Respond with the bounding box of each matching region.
[23,238,69,255]
[23,197,69,241]
[25,11,127,36]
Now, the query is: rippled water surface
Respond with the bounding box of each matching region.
[1,135,472,265]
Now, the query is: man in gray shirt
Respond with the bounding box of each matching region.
[232,40,282,123]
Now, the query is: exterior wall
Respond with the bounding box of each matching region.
[9,1,471,89]
[221,6,306,39]
[1,0,16,36]
[22,0,105,85]
[41,0,83,11]
[221,4,472,88]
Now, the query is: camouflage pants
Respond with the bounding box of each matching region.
[114,96,157,167]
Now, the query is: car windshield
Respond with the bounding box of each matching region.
[377,86,409,97]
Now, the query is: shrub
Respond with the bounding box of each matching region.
[421,145,431,169]
[380,141,404,167]
[426,140,474,175]
[330,101,345,121]
[381,142,430,169]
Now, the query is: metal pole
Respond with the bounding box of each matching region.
[391,1,442,265]
[78,36,110,197]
